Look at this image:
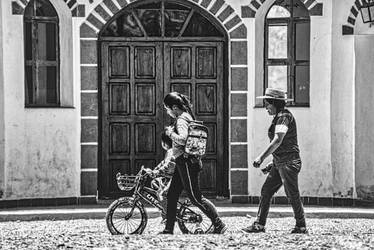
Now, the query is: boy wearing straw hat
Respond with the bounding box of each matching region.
[242,88,307,234]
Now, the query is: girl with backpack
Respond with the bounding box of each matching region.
[160,92,227,234]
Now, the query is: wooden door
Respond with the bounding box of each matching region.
[101,42,164,197]
[164,42,224,196]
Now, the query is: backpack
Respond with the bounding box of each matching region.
[180,118,208,156]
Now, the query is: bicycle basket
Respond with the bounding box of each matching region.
[116,174,137,191]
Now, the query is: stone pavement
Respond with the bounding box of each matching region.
[1,203,374,221]
[1,204,374,249]
[0,216,373,249]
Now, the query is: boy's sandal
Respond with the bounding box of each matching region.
[241,222,265,233]
[291,226,308,234]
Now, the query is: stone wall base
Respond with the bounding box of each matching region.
[1,196,373,209]
[0,196,97,209]
[231,195,374,207]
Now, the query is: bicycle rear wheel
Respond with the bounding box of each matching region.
[177,203,213,234]
[105,197,147,235]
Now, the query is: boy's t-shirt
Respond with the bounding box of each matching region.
[154,148,176,177]
[268,109,300,163]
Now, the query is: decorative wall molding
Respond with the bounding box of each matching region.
[241,0,323,18]
[80,0,247,38]
[342,0,366,35]
[11,0,85,17]
[79,0,249,197]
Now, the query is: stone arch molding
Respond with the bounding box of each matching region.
[80,0,247,39]
[78,0,250,197]
[241,0,323,18]
[342,0,368,35]
[12,0,85,17]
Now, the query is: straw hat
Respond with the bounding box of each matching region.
[256,88,293,101]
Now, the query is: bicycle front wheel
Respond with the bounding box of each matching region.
[105,197,147,235]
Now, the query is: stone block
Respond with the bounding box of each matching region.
[81,40,97,64]
[209,0,225,15]
[231,93,247,116]
[81,119,98,142]
[95,4,111,22]
[80,23,97,38]
[200,0,212,8]
[309,3,323,16]
[12,1,24,15]
[231,67,248,91]
[218,6,234,22]
[230,24,247,39]
[81,66,98,90]
[87,14,104,31]
[231,145,248,169]
[81,145,98,169]
[231,41,247,65]
[232,195,250,203]
[224,15,241,31]
[231,171,248,195]
[103,0,120,15]
[231,119,247,142]
[81,93,98,116]
[81,172,97,195]
[241,6,256,18]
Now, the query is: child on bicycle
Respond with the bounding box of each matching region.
[150,132,175,200]
[144,131,175,222]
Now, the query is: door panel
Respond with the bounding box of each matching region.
[109,84,130,114]
[196,47,217,79]
[171,47,191,78]
[101,41,224,197]
[164,42,224,195]
[101,42,164,196]
[110,47,130,78]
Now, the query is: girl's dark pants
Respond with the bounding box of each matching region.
[256,158,306,227]
[165,155,219,231]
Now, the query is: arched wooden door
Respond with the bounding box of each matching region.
[98,0,228,198]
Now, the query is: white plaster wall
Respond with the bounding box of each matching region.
[330,0,356,197]
[1,0,80,199]
[248,0,334,197]
[0,0,5,199]
[354,35,374,200]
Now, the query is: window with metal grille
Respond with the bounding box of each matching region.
[24,0,60,107]
[264,0,310,106]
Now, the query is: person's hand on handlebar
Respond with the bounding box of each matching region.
[144,168,158,178]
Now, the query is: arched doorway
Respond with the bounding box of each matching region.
[98,0,228,198]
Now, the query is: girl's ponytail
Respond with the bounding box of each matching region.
[179,93,195,120]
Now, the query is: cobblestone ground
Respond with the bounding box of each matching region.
[1,217,374,249]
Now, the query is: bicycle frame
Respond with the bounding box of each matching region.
[124,167,191,221]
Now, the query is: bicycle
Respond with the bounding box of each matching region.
[105,166,213,235]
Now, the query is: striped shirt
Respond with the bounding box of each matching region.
[268,109,300,163]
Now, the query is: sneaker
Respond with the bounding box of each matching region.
[241,222,265,233]
[291,226,308,234]
[158,229,173,235]
[212,219,227,234]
